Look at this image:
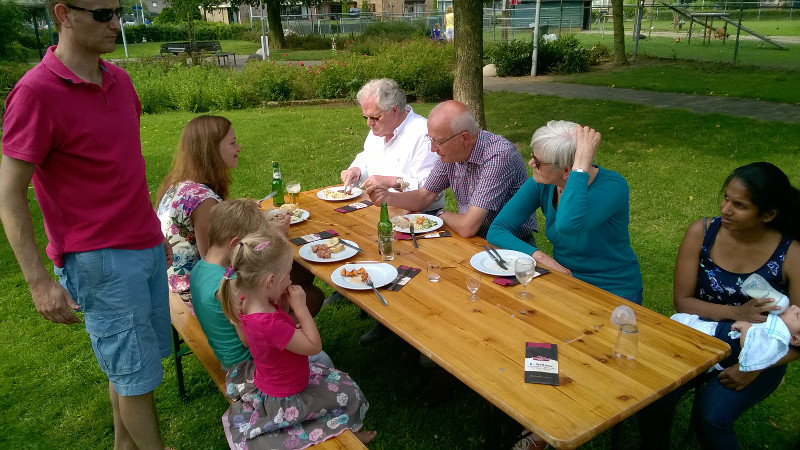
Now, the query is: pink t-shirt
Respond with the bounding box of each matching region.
[240,309,310,398]
[1,46,163,267]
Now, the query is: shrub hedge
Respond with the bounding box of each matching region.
[119,37,454,113]
[485,35,606,76]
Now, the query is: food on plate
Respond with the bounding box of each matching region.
[310,238,345,259]
[391,216,411,229]
[279,203,305,220]
[321,188,351,200]
[391,215,438,231]
[340,266,368,283]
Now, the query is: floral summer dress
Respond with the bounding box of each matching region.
[222,310,369,450]
[156,181,221,297]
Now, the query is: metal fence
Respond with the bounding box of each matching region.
[274,5,798,70]
[483,2,800,69]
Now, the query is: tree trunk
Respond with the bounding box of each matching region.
[453,0,486,129]
[611,0,627,65]
[266,0,285,49]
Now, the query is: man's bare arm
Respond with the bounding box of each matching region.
[0,155,80,324]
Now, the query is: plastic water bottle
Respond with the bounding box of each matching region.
[740,273,789,314]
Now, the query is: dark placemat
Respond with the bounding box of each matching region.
[388,265,421,291]
[290,229,339,246]
[395,230,452,240]
[335,200,373,214]
[492,267,550,286]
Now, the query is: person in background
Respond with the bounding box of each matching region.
[0,0,171,447]
[444,6,454,41]
[218,229,376,449]
[487,121,643,304]
[367,100,537,240]
[430,23,441,42]
[638,162,800,449]
[156,115,324,315]
[340,78,443,212]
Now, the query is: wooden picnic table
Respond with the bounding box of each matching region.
[286,186,730,449]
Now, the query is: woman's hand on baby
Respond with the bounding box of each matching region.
[719,364,760,391]
[737,297,781,323]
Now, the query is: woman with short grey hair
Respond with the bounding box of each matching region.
[488,121,643,304]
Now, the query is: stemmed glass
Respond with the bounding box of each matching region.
[466,270,481,302]
[286,180,301,204]
[515,258,536,300]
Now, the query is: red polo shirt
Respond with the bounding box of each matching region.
[1,46,163,267]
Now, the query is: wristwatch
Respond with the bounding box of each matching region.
[395,177,410,191]
[436,209,446,217]
[571,168,587,174]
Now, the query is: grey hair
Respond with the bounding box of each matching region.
[450,110,480,136]
[530,120,579,170]
[356,78,407,111]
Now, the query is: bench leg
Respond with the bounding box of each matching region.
[171,325,186,399]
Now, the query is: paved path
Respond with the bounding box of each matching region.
[483,76,800,123]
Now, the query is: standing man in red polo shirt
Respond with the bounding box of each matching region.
[0,1,171,448]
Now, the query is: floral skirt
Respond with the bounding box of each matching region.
[222,361,369,450]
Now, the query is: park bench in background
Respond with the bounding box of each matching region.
[169,293,365,449]
[159,40,236,66]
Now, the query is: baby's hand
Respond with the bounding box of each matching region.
[730,321,751,344]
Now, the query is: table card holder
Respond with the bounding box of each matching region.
[524,342,559,385]
[290,229,339,246]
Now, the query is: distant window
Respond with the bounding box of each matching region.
[152,2,157,7]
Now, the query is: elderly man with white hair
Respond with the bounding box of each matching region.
[487,120,643,304]
[367,100,537,240]
[341,78,444,211]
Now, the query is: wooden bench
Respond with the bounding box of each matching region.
[159,40,236,66]
[169,293,366,449]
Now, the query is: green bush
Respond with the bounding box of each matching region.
[541,34,589,74]
[0,0,27,61]
[484,39,532,77]
[362,19,428,40]
[285,34,333,50]
[587,42,612,66]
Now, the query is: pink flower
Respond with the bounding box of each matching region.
[284,406,299,422]
[309,429,324,441]
[299,62,304,66]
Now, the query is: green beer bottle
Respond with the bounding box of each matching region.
[271,161,284,207]
[378,202,394,261]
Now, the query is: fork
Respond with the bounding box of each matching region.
[365,274,389,306]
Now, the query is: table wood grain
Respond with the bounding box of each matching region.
[285,187,730,449]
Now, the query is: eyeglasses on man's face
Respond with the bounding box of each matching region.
[62,3,124,23]
[530,154,552,170]
[362,113,382,122]
[426,131,464,147]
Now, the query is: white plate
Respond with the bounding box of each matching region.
[331,263,398,290]
[317,186,363,201]
[470,249,535,277]
[298,239,359,263]
[265,208,310,225]
[392,214,443,233]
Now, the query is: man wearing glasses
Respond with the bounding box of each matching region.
[366,100,538,240]
[340,78,444,211]
[0,1,171,448]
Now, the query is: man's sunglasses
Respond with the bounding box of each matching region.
[62,3,124,23]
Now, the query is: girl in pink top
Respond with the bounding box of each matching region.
[218,229,376,449]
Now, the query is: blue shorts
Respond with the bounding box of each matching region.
[57,244,171,396]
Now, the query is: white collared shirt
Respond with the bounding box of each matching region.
[349,106,444,210]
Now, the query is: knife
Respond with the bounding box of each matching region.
[340,240,364,253]
[409,223,418,248]
[388,266,411,290]
[258,190,278,203]
[488,244,510,266]
[481,244,507,270]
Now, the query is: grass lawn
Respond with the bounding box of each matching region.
[556,59,800,104]
[2,93,800,449]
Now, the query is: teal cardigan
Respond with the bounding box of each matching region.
[487,168,642,300]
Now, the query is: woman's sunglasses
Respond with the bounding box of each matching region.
[62,3,124,23]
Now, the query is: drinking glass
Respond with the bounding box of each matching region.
[515,257,536,300]
[379,234,395,261]
[466,271,481,302]
[427,260,441,282]
[613,324,639,360]
[286,180,301,204]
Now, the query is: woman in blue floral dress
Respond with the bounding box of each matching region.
[156,115,239,301]
[638,162,800,449]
